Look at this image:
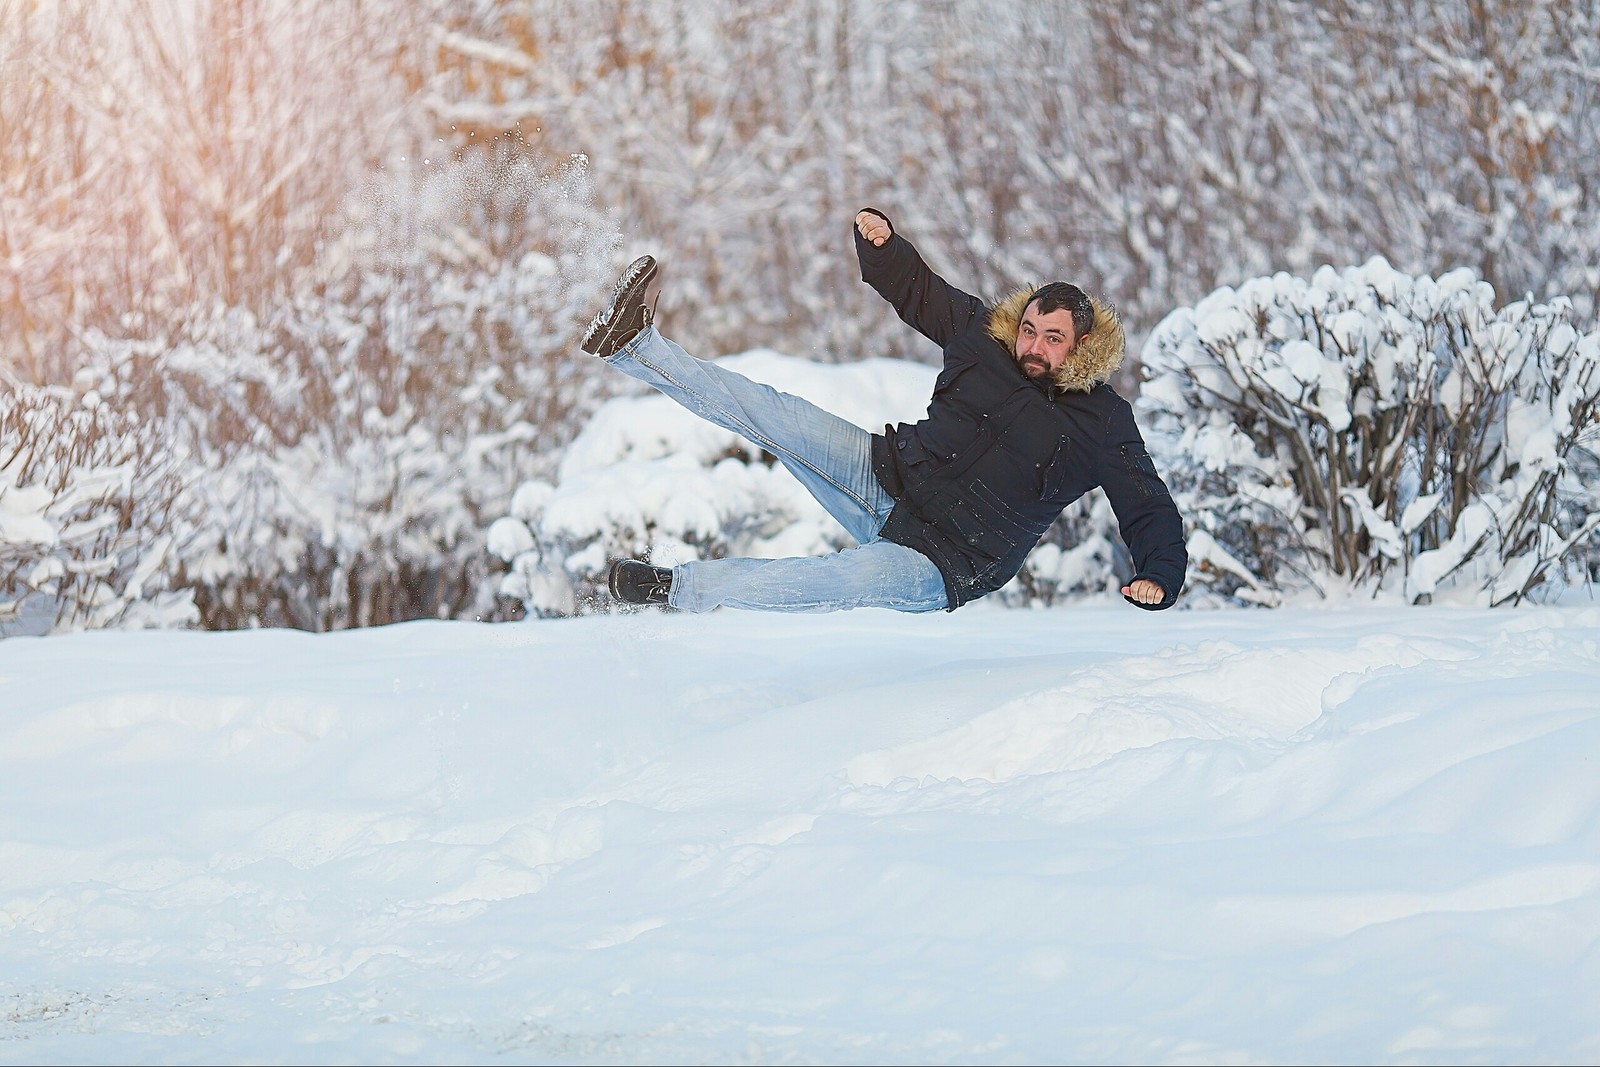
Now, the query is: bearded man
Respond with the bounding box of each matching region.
[583,207,1186,614]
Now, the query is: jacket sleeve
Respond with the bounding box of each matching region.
[854,209,983,348]
[1096,400,1188,610]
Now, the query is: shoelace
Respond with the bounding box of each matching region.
[646,569,671,600]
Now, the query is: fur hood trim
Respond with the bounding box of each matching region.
[985,286,1125,393]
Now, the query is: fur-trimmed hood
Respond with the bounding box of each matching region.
[985,286,1125,393]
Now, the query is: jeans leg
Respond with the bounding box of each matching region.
[670,539,948,614]
[607,326,893,545]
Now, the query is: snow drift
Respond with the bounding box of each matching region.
[3,604,1598,1063]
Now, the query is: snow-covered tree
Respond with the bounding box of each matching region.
[0,0,420,383]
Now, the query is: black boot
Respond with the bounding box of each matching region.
[581,255,658,357]
[608,558,674,606]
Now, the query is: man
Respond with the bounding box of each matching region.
[584,207,1186,613]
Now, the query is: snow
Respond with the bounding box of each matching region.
[4,604,1599,1063]
[0,480,56,547]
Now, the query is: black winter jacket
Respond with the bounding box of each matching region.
[856,215,1188,610]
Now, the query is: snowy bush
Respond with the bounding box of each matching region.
[0,386,195,633]
[65,270,593,630]
[1141,258,1600,605]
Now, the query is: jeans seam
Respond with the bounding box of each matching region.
[632,349,877,520]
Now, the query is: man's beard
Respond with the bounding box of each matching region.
[1021,356,1051,382]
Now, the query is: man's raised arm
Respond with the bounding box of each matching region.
[853,208,983,348]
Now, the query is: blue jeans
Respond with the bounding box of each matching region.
[604,327,947,613]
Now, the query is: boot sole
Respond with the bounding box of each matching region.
[581,256,658,355]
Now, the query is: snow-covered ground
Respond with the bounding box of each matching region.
[3,602,1599,1064]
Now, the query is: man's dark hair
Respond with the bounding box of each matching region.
[1029,282,1095,343]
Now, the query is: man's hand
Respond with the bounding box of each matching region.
[855,210,891,247]
[1122,578,1166,606]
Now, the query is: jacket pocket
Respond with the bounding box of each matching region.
[940,479,1035,566]
[895,434,937,468]
[1037,436,1073,501]
[1118,444,1170,500]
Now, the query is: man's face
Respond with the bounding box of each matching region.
[1015,301,1077,382]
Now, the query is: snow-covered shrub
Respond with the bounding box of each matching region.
[1141,258,1600,605]
[490,351,938,615]
[170,418,541,631]
[42,154,623,631]
[0,386,195,633]
[67,271,584,630]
